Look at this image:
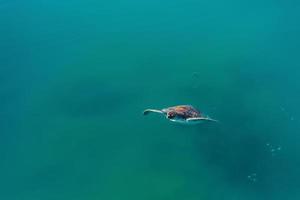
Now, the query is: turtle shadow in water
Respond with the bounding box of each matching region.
[192,124,276,190]
[54,81,140,118]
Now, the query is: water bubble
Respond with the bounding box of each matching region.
[277,146,281,151]
[247,173,257,182]
[266,143,282,156]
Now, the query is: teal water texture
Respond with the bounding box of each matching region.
[1,0,300,199]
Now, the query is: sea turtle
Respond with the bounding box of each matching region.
[143,105,218,124]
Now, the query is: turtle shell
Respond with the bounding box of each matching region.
[166,105,201,119]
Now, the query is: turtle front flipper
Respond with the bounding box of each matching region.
[187,117,219,122]
[143,109,163,115]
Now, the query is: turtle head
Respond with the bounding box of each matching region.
[166,111,176,119]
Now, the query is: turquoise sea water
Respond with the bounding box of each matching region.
[1,0,300,199]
